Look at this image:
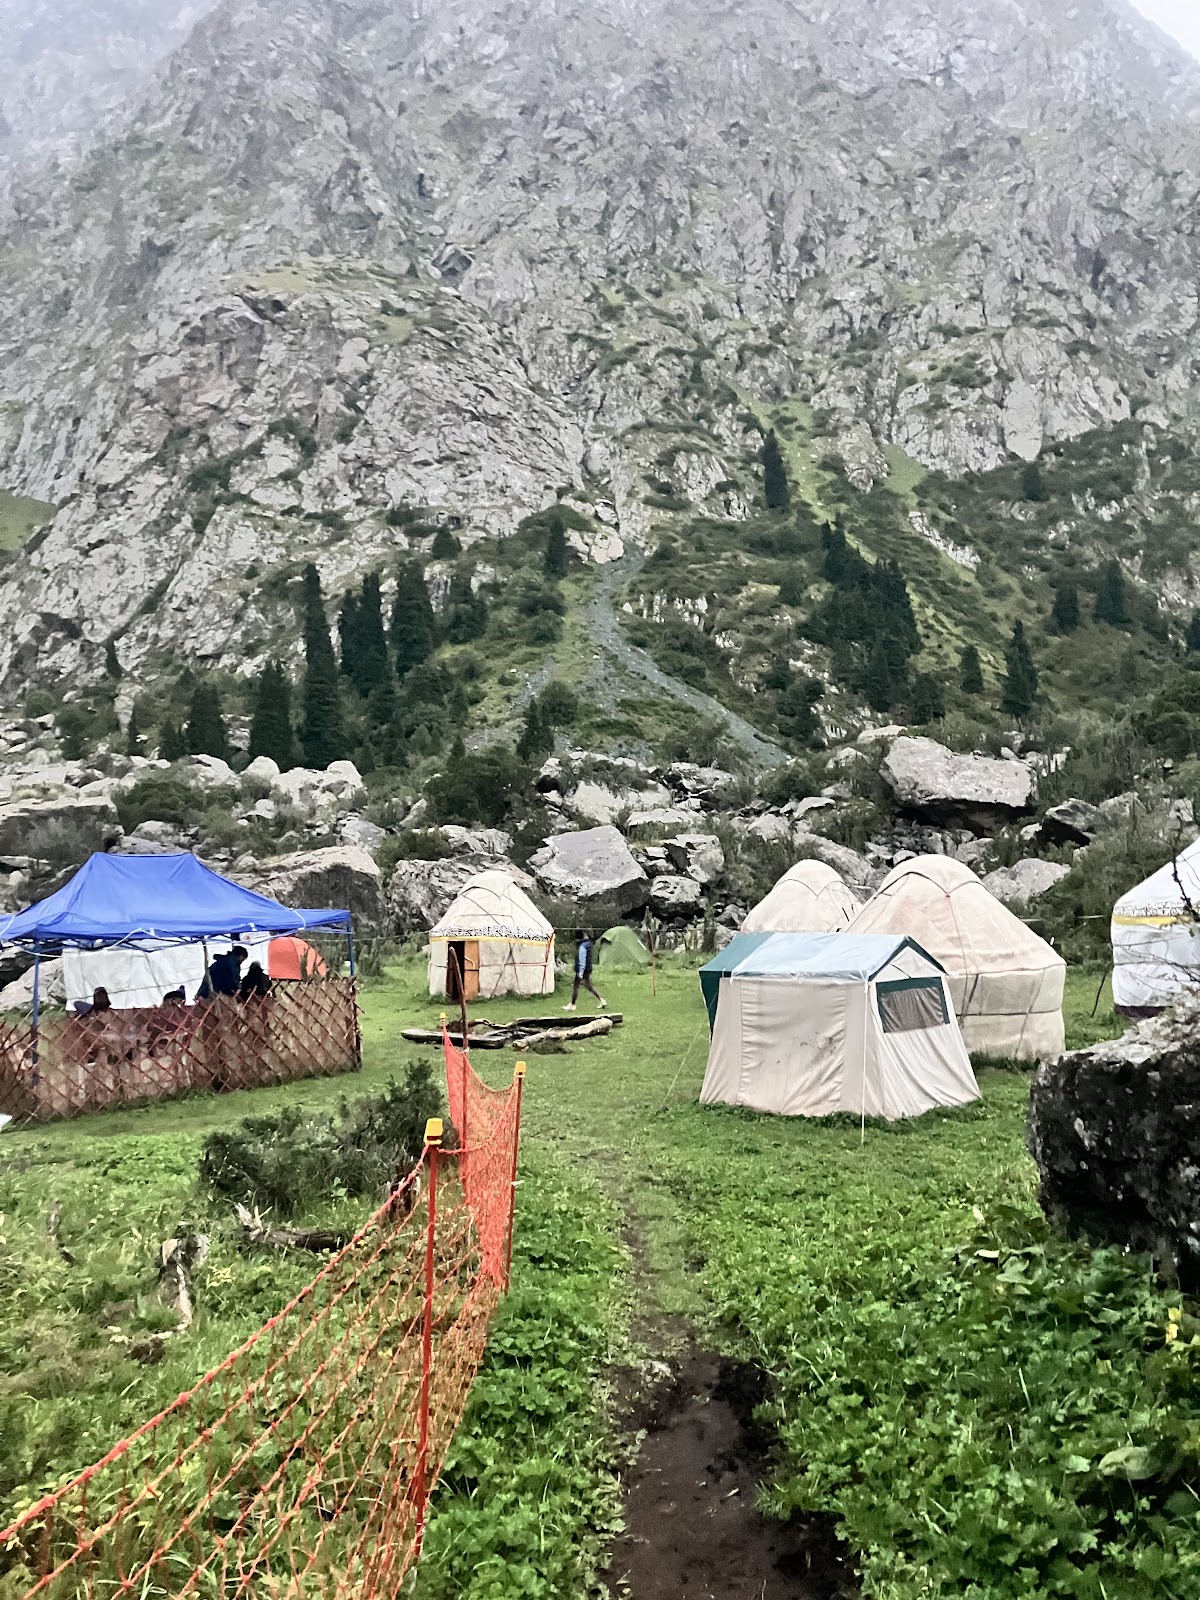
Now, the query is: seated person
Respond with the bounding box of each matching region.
[238,961,271,1002]
[72,986,112,1016]
[198,946,247,999]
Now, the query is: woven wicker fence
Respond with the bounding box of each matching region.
[0,978,361,1124]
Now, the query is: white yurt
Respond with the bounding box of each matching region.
[846,856,1065,1061]
[1111,837,1200,1011]
[741,860,861,934]
[698,932,979,1121]
[428,870,555,1000]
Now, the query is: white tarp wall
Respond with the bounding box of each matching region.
[700,934,979,1121]
[64,938,270,1010]
[1112,837,1200,1009]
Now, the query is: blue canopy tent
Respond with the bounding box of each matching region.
[0,852,353,1032]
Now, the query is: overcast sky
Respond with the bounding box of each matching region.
[1129,1,1200,61]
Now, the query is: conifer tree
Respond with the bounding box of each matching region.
[391,560,437,676]
[300,563,346,769]
[1001,620,1038,719]
[185,681,228,759]
[960,643,984,695]
[350,572,389,694]
[911,672,946,723]
[104,639,123,680]
[516,698,553,762]
[431,525,461,560]
[125,705,144,757]
[1187,610,1200,654]
[159,718,186,761]
[762,430,790,511]
[1094,559,1130,626]
[1051,583,1080,633]
[337,590,361,682]
[365,675,406,770]
[544,512,569,579]
[249,660,297,770]
[1021,460,1048,502]
[864,636,895,713]
[444,568,488,643]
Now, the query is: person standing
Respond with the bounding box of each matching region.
[564,931,606,1012]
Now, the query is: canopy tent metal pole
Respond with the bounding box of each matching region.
[30,944,40,1065]
[346,928,356,977]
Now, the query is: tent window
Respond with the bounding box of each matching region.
[876,977,948,1033]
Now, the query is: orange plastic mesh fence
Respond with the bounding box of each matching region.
[0,1054,524,1600]
[0,978,362,1124]
[443,1028,525,1285]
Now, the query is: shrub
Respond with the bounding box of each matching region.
[425,744,531,828]
[115,774,212,833]
[199,1064,442,1216]
[539,680,579,727]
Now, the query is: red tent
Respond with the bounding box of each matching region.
[268,936,328,981]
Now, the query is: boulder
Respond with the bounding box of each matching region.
[177,754,238,791]
[238,845,384,932]
[663,833,724,885]
[0,795,122,861]
[430,825,513,859]
[243,755,282,785]
[529,824,649,917]
[665,763,737,806]
[982,858,1070,908]
[390,857,532,935]
[880,736,1035,833]
[566,779,671,827]
[0,956,65,1012]
[744,813,794,843]
[625,806,702,832]
[649,874,704,916]
[806,838,878,893]
[1039,798,1105,847]
[339,814,387,856]
[271,762,366,820]
[1028,998,1200,1287]
[119,819,193,855]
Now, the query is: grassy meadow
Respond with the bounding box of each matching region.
[2,961,1199,1598]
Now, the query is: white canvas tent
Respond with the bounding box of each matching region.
[699,932,978,1121]
[428,870,555,1000]
[1111,837,1200,1010]
[741,860,860,934]
[846,856,1064,1061]
[64,938,271,1010]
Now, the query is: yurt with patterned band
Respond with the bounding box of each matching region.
[428,870,555,1000]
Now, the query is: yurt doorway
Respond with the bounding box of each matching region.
[446,940,480,1002]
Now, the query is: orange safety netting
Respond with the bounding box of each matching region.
[0,979,362,1124]
[0,1051,524,1600]
[443,1027,526,1285]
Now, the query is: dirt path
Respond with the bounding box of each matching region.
[580,549,788,769]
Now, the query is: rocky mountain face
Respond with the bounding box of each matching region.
[0,0,217,190]
[1,0,1200,698]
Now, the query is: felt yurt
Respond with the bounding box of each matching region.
[1111,837,1200,1011]
[428,870,555,1000]
[741,860,860,934]
[698,932,979,1121]
[846,856,1065,1060]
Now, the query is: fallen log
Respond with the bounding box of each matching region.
[513,1017,615,1048]
[235,1203,347,1253]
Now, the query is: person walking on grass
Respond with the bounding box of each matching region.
[564,930,607,1012]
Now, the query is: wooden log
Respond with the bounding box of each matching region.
[234,1203,347,1253]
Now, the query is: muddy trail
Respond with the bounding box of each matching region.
[599,1350,853,1600]
[579,548,787,770]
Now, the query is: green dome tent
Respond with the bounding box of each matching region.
[595,926,650,970]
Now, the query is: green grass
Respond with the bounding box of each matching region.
[0,490,55,553]
[4,963,1198,1597]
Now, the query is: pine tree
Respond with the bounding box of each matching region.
[356,572,390,691]
[960,644,984,695]
[1001,621,1038,719]
[365,675,406,770]
[159,719,186,761]
[104,639,123,679]
[444,568,488,643]
[1187,610,1200,654]
[391,560,437,676]
[300,563,346,769]
[125,705,144,757]
[1021,460,1048,502]
[863,637,895,713]
[762,430,790,511]
[1051,583,1080,633]
[184,681,228,759]
[874,559,920,657]
[337,590,361,682]
[516,698,553,762]
[249,660,297,770]
[1094,559,1130,626]
[910,672,946,723]
[544,512,569,579]
[431,524,461,559]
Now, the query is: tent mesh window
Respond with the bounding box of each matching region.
[875,977,949,1034]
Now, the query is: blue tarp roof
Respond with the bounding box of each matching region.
[701,931,944,982]
[0,853,351,952]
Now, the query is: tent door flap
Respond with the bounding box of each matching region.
[446,940,481,1002]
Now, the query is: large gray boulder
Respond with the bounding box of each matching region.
[270,761,366,821]
[649,874,704,916]
[880,737,1035,833]
[0,794,122,862]
[238,845,384,932]
[982,858,1070,908]
[529,824,649,917]
[1028,999,1200,1287]
[665,763,738,806]
[663,833,724,885]
[565,779,671,827]
[0,955,65,1012]
[1038,797,1105,847]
